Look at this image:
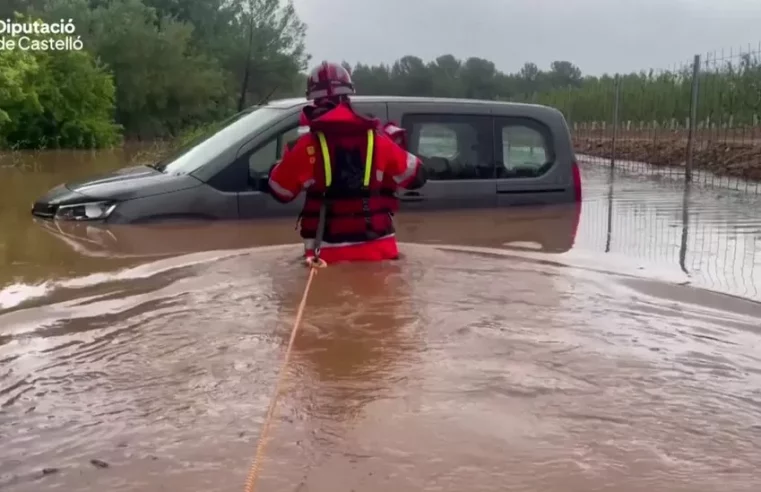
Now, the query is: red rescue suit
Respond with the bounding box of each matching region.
[268,102,426,264]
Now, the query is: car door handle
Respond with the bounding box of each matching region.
[400,191,424,202]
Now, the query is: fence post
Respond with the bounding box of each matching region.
[611,75,621,169]
[605,166,615,253]
[686,54,701,183]
[679,181,691,275]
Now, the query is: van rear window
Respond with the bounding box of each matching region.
[404,113,556,180]
[403,114,494,180]
[497,119,555,179]
[418,124,458,159]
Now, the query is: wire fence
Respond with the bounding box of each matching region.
[542,43,761,193]
[575,166,761,302]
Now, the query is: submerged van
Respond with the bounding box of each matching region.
[31,96,582,223]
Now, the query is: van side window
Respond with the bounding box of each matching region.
[249,139,277,175]
[418,124,457,158]
[248,126,300,178]
[403,114,494,180]
[496,119,555,179]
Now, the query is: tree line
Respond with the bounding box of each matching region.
[1,0,307,149]
[348,54,761,128]
[1,0,759,150]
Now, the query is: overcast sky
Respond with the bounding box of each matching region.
[291,0,761,76]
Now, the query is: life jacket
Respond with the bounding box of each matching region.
[298,129,398,244]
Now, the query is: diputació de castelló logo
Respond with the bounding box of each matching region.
[0,18,83,51]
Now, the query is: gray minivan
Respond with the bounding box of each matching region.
[31,96,582,223]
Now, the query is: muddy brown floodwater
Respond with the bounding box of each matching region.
[1,150,761,492]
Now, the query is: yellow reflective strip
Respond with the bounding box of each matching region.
[364,129,374,187]
[316,132,331,187]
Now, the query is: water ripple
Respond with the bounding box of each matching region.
[1,172,761,490]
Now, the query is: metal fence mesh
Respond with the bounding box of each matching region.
[546,44,761,193]
[575,167,761,301]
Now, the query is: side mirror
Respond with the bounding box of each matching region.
[256,162,280,192]
[257,173,270,193]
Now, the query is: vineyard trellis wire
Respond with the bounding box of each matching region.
[537,43,761,193]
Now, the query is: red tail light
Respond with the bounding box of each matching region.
[570,161,582,247]
[571,161,582,202]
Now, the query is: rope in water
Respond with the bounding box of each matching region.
[242,256,326,492]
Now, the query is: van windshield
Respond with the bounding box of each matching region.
[154,107,289,174]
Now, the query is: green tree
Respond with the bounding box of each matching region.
[0,49,40,144]
[231,0,308,110]
[346,51,761,128]
[428,55,463,97]
[0,13,120,149]
[40,0,231,139]
[5,0,761,152]
[32,0,307,141]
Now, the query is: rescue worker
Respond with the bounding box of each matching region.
[268,61,427,265]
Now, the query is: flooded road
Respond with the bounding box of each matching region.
[1,154,761,491]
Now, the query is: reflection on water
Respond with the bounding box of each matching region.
[2,154,760,302]
[0,147,160,287]
[576,163,761,301]
[1,152,761,491]
[285,263,422,427]
[2,244,760,491]
[578,153,761,195]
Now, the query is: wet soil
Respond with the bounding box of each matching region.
[574,130,761,181]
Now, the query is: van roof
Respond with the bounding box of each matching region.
[263,95,553,112]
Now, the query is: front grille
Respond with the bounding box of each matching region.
[31,202,57,218]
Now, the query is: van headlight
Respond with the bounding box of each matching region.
[55,201,117,221]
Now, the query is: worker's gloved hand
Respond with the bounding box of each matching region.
[305,256,327,268]
[382,122,408,150]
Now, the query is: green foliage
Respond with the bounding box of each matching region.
[0,48,40,135]
[1,0,308,149]
[0,12,120,149]
[349,56,585,100]
[76,0,232,138]
[537,58,761,127]
[3,0,759,151]
[348,53,761,127]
